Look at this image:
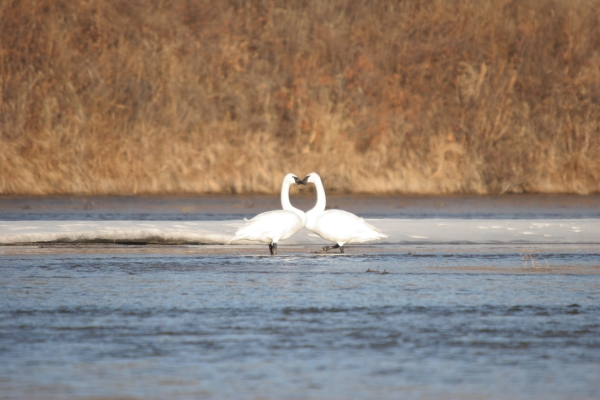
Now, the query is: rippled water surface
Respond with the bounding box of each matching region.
[1,248,599,400]
[1,195,600,399]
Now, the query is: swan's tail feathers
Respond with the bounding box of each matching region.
[228,234,243,243]
[364,220,386,236]
[229,221,252,243]
[365,221,387,239]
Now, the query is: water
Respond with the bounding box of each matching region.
[1,195,600,399]
[1,194,600,220]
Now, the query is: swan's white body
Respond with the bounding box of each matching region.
[229,210,304,245]
[228,174,306,254]
[303,172,387,251]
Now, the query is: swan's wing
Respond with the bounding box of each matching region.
[327,210,387,237]
[311,210,387,243]
[229,210,304,243]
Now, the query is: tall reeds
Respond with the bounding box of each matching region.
[1,0,599,194]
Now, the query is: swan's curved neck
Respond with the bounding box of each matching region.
[280,181,294,211]
[281,180,305,220]
[309,176,326,214]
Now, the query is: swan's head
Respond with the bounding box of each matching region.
[283,173,305,185]
[301,172,321,185]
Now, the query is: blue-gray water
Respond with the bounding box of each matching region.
[1,195,600,399]
[2,194,600,220]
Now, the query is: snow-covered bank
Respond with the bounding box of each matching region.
[0,221,237,245]
[1,219,598,245]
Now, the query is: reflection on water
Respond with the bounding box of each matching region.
[1,251,599,399]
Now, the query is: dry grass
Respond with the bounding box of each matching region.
[1,0,599,195]
[365,267,389,274]
[521,251,551,271]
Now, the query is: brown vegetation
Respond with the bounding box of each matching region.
[1,0,599,195]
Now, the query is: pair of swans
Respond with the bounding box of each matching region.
[228,172,387,255]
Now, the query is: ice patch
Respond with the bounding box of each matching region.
[1,219,599,245]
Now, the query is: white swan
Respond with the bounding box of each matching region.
[302,172,387,253]
[228,173,307,255]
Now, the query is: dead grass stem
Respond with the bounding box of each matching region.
[521,251,551,271]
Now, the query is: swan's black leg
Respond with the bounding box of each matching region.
[269,243,277,255]
[321,244,340,252]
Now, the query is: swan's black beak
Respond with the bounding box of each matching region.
[301,175,310,184]
[293,176,305,185]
